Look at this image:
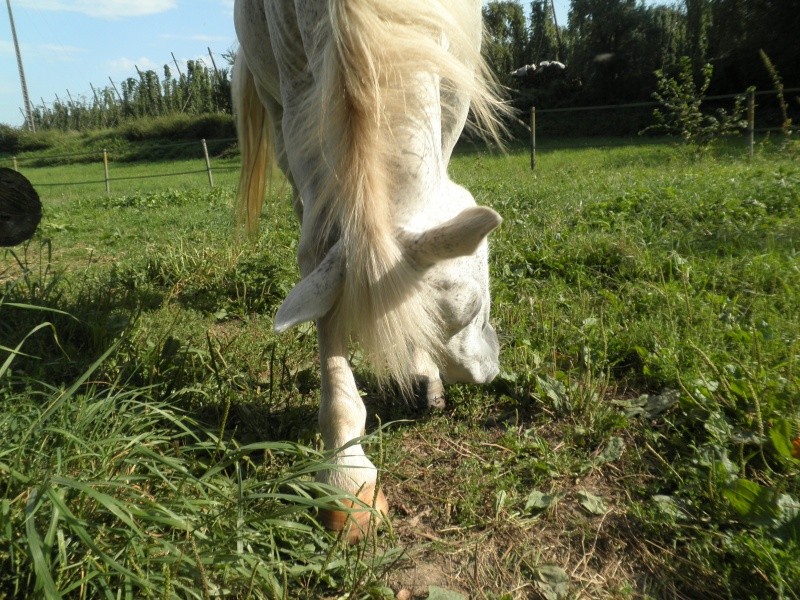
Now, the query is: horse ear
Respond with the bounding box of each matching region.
[274,241,344,332]
[402,206,502,267]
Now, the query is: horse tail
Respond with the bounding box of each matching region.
[307,0,505,389]
[232,50,273,238]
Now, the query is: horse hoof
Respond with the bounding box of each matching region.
[319,486,388,543]
[422,394,446,412]
[413,378,446,412]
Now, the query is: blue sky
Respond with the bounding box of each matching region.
[1,0,238,127]
[0,0,573,128]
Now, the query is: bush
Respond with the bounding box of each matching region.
[644,57,746,148]
[0,125,64,154]
[121,113,235,142]
[0,124,22,153]
[1,115,238,165]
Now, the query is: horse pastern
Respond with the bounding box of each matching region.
[413,377,447,412]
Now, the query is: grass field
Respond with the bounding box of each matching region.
[2,138,799,599]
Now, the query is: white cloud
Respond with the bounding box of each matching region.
[33,44,87,62]
[0,40,87,62]
[160,34,229,43]
[172,54,214,71]
[107,56,159,75]
[16,0,177,20]
[106,54,221,79]
[0,40,85,63]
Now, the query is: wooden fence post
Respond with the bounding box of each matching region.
[747,89,755,160]
[103,149,110,195]
[530,106,536,172]
[201,139,214,188]
[12,156,18,171]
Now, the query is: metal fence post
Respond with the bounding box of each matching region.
[202,139,214,188]
[530,106,536,172]
[103,149,110,195]
[747,89,755,160]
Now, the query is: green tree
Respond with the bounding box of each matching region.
[30,58,232,132]
[529,0,561,63]
[567,0,685,103]
[707,0,800,93]
[483,1,529,85]
[685,0,710,74]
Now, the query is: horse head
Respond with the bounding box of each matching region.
[274,202,501,386]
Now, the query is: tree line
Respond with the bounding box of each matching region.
[484,0,800,110]
[23,1,800,134]
[30,58,232,132]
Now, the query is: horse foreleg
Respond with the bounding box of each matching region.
[412,348,446,411]
[315,315,388,542]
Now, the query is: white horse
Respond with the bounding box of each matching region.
[233,0,506,541]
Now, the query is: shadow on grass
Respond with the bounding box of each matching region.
[2,241,165,384]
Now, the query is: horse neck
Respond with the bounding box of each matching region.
[389,74,448,222]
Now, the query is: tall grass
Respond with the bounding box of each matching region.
[0,386,379,597]
[0,252,397,599]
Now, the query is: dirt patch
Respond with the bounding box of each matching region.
[377,425,656,599]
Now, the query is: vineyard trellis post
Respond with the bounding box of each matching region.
[171,52,184,78]
[747,89,755,160]
[207,48,219,77]
[6,0,35,132]
[108,78,123,103]
[103,150,110,195]
[201,139,214,188]
[530,106,536,172]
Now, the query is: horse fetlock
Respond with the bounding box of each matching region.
[413,376,446,412]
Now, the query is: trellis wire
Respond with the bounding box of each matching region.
[528,87,800,170]
[3,138,238,194]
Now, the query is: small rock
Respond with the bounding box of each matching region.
[396,589,412,600]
